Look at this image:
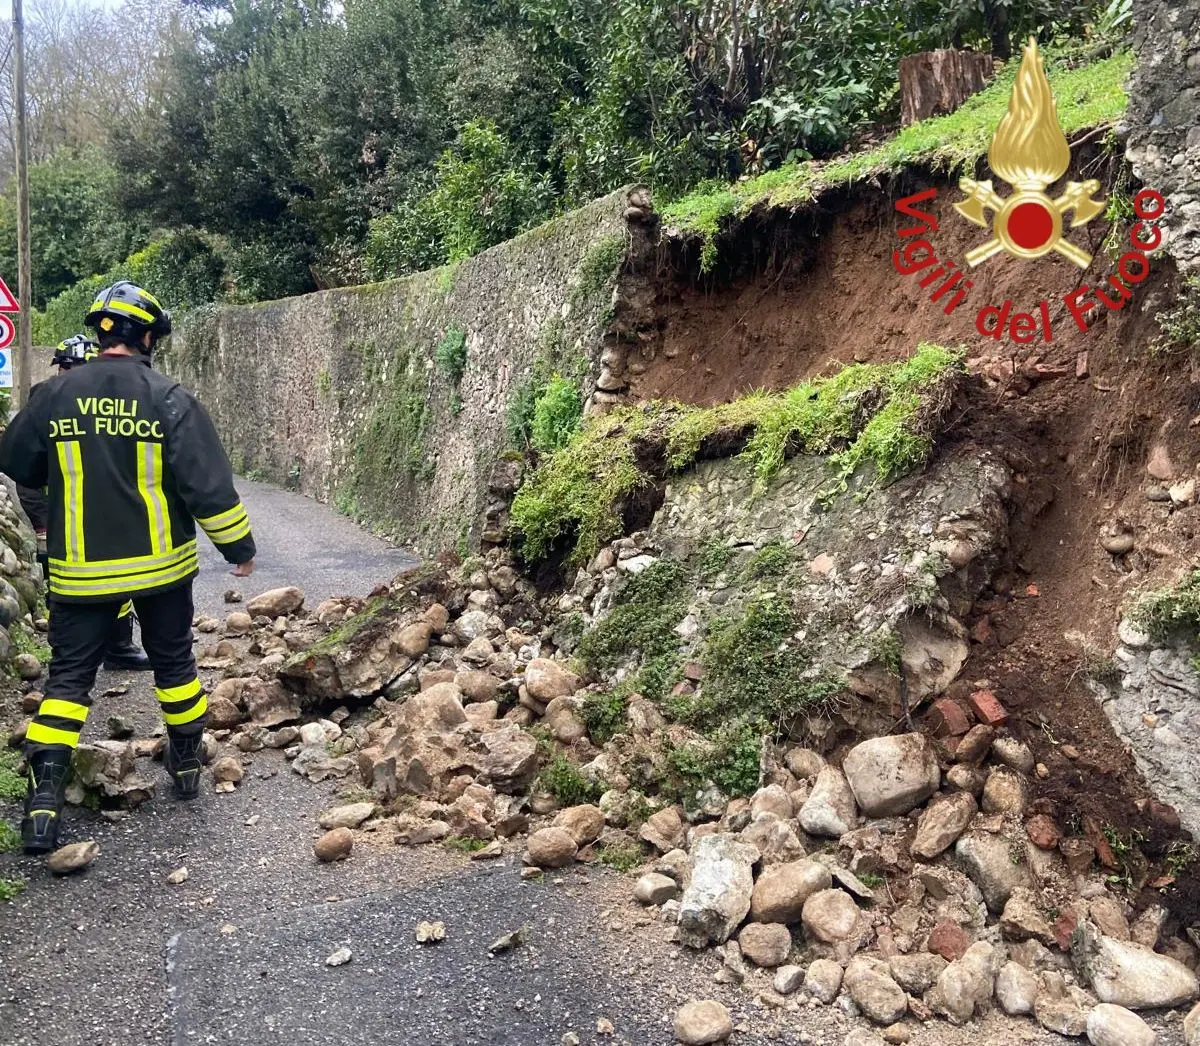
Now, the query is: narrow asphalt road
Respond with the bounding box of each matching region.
[0,482,1189,1046]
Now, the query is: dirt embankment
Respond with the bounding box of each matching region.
[625,162,1199,917]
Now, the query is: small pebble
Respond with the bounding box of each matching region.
[167,866,189,886]
[415,921,446,944]
[326,946,352,967]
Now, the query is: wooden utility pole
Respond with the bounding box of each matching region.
[12,0,31,408]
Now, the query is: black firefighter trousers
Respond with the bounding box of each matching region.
[26,584,207,755]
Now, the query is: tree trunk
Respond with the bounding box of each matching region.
[899,49,996,126]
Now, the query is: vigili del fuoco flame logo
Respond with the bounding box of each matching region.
[955,37,1105,269]
[891,37,1167,346]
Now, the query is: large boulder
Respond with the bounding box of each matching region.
[1086,1004,1157,1046]
[679,835,757,945]
[798,767,858,838]
[911,792,977,860]
[523,659,580,702]
[995,961,1038,1016]
[476,726,538,793]
[842,734,941,816]
[526,827,577,868]
[1074,925,1199,1010]
[954,831,1032,913]
[845,959,908,1025]
[801,889,863,944]
[247,586,304,617]
[738,923,793,968]
[928,941,1001,1025]
[750,860,833,924]
[242,678,302,727]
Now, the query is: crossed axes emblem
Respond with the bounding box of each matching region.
[955,177,1106,269]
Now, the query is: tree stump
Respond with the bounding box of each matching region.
[899,49,995,126]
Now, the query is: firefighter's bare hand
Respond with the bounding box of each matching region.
[232,559,255,577]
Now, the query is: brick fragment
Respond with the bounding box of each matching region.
[967,689,1009,727]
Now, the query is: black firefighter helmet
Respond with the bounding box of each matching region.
[84,281,173,349]
[51,334,98,370]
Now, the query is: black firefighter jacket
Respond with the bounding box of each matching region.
[0,355,255,602]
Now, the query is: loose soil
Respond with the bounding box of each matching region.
[633,162,1200,923]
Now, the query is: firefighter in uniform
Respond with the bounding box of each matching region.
[0,282,256,854]
[15,335,151,671]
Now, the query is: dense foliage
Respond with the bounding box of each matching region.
[6,0,1133,337]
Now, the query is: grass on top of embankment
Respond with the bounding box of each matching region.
[661,49,1134,271]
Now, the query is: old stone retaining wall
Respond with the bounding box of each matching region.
[1104,619,1200,836]
[159,190,633,555]
[1126,0,1200,271]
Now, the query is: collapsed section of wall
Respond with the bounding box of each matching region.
[160,191,632,555]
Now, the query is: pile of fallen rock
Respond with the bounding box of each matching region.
[8,545,1199,1046]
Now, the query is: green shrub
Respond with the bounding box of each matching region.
[531,376,583,453]
[435,326,468,384]
[582,690,628,745]
[742,540,791,581]
[364,121,554,280]
[33,229,227,345]
[577,561,688,671]
[1132,571,1200,671]
[593,839,644,872]
[1154,276,1200,354]
[698,540,735,579]
[668,720,763,799]
[687,598,842,730]
[537,754,603,806]
[0,876,26,902]
[0,821,19,853]
[0,743,26,800]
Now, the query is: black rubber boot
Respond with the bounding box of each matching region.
[103,612,152,672]
[164,730,206,800]
[21,747,72,855]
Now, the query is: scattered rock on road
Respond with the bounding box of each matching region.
[318,802,376,830]
[525,827,578,869]
[47,841,99,876]
[314,827,353,862]
[167,866,189,886]
[673,1000,732,1044]
[325,946,352,967]
[415,920,446,944]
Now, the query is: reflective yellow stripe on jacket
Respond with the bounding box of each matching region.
[55,440,85,562]
[136,441,172,556]
[48,541,199,598]
[197,502,251,545]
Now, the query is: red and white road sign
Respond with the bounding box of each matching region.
[0,275,19,313]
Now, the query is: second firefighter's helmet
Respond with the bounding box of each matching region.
[84,281,172,345]
[51,334,98,370]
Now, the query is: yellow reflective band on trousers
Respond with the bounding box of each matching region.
[136,441,171,556]
[27,696,90,748]
[38,699,88,722]
[56,440,86,562]
[48,541,198,598]
[197,503,251,545]
[156,679,207,727]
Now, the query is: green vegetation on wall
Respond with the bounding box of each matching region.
[530,375,583,453]
[352,341,433,504]
[511,343,964,564]
[1132,570,1200,670]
